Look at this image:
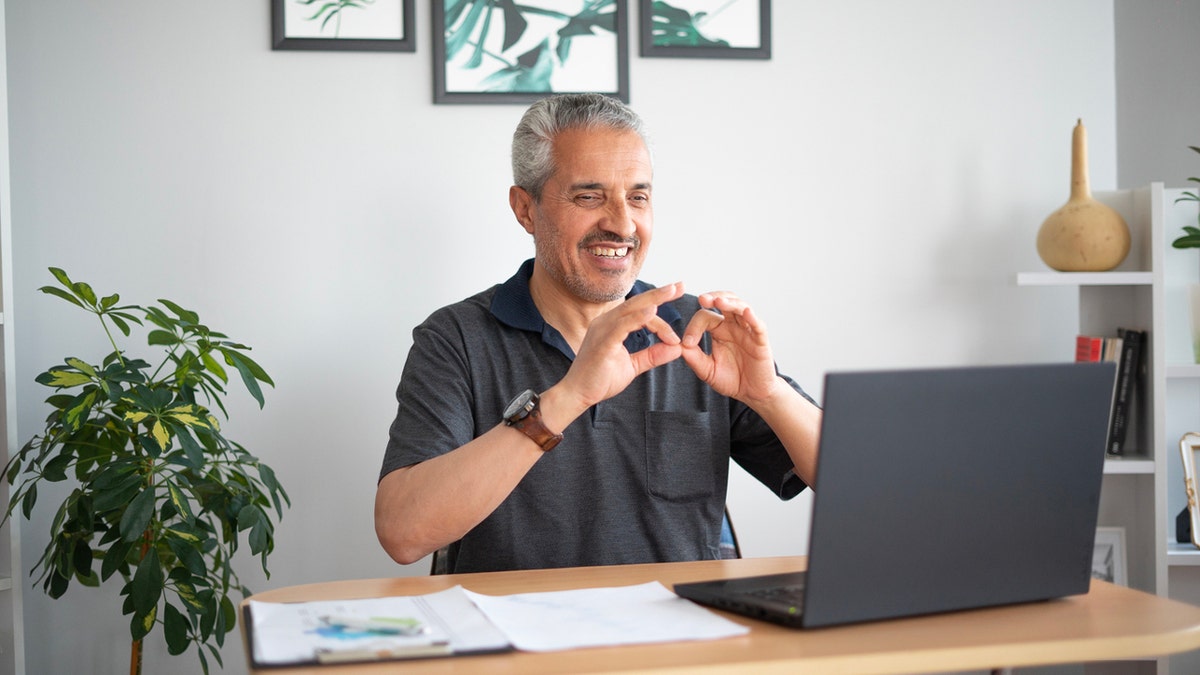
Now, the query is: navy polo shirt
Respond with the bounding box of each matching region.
[381,259,808,573]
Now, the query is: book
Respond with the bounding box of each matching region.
[1075,335,1105,362]
[1107,328,1145,456]
[1074,328,1146,457]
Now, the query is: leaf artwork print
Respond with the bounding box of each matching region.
[295,0,375,38]
[443,0,620,94]
[650,0,760,49]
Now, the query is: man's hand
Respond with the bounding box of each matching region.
[555,282,685,413]
[680,291,787,408]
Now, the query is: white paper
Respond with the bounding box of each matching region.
[463,581,749,652]
[247,586,509,665]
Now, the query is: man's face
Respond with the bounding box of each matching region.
[514,126,653,304]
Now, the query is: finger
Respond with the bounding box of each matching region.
[699,291,748,315]
[608,282,685,333]
[646,314,681,345]
[630,342,682,375]
[682,308,724,347]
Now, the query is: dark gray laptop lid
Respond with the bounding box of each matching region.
[801,362,1115,628]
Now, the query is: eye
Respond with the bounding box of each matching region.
[574,193,602,206]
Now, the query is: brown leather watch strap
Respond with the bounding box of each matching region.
[512,406,562,452]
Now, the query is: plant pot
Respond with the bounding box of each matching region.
[1036,119,1131,271]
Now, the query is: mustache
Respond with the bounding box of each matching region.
[579,232,640,249]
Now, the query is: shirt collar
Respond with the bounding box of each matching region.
[490,258,682,358]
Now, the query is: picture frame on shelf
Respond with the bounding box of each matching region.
[271,0,416,52]
[1181,432,1200,548]
[639,0,771,59]
[1092,527,1128,586]
[433,0,629,104]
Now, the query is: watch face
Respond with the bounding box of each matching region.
[504,389,536,420]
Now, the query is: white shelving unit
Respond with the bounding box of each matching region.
[1019,183,1200,674]
[0,3,21,673]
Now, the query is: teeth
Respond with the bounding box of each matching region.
[589,247,629,258]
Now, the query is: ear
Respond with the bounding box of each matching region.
[509,186,536,235]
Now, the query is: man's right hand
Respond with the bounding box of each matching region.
[549,282,685,420]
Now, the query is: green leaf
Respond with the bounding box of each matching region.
[158,298,200,325]
[38,285,85,308]
[41,454,72,482]
[131,546,164,615]
[200,351,228,383]
[39,369,93,389]
[164,602,192,655]
[236,504,262,532]
[100,293,120,310]
[21,483,37,519]
[100,538,134,581]
[47,569,69,598]
[147,329,180,346]
[119,487,156,542]
[166,533,207,578]
[48,266,73,288]
[166,481,196,522]
[249,519,270,556]
[72,281,97,306]
[221,350,270,408]
[130,604,157,642]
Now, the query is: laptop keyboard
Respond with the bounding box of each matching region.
[743,582,806,607]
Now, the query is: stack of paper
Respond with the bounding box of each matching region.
[245,581,748,666]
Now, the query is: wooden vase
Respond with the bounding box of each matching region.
[1036,119,1131,271]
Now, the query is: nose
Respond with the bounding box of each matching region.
[601,196,637,239]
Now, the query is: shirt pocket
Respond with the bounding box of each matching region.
[644,411,718,502]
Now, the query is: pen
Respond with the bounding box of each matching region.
[318,614,429,635]
[315,642,452,663]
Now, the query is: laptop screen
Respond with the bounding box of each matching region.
[800,362,1115,628]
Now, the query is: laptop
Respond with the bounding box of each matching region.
[675,362,1116,629]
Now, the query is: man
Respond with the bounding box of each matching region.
[375,93,821,573]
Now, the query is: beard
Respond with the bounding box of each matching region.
[534,229,644,304]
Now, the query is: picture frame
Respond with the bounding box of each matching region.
[1092,527,1128,587]
[433,0,629,105]
[271,0,416,52]
[1180,432,1200,547]
[639,0,770,59]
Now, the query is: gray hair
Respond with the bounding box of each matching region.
[511,93,651,201]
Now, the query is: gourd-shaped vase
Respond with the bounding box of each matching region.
[1036,119,1130,271]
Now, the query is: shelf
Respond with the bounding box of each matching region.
[1104,456,1155,474]
[1167,364,1200,380]
[1168,542,1200,566]
[1016,271,1154,287]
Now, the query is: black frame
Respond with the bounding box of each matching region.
[433,0,629,105]
[271,0,416,52]
[639,0,770,59]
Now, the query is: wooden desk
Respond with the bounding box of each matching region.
[242,556,1200,674]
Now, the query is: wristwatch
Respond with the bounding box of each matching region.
[503,389,563,451]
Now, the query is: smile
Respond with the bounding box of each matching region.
[587,246,630,258]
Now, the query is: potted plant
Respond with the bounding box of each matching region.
[1173,145,1200,248]
[2,268,289,674]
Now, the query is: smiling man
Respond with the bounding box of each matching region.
[374,93,822,573]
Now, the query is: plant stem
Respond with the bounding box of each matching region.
[95,312,126,367]
[129,637,143,675]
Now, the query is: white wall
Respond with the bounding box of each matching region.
[4,2,1118,673]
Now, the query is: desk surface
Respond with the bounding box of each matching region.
[242,556,1200,674]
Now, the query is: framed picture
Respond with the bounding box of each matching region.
[1092,527,1128,587]
[640,0,770,59]
[1181,432,1200,547]
[272,0,416,52]
[433,0,629,104]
